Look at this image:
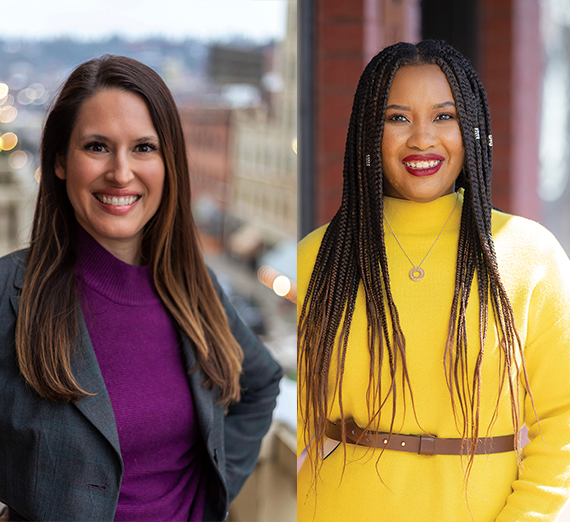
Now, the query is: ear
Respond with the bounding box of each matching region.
[54,154,66,180]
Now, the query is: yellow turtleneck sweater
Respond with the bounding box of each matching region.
[297,192,570,521]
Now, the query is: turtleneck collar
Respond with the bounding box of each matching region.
[75,225,160,306]
[382,191,463,235]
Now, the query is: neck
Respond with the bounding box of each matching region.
[382,191,463,235]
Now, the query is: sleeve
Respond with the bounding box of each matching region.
[296,227,328,460]
[209,269,283,503]
[495,234,570,521]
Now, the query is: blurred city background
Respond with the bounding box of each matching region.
[0,1,296,521]
[300,0,570,519]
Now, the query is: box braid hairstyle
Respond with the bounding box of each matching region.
[298,40,536,485]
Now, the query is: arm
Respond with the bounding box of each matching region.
[496,311,570,521]
[495,229,570,521]
[209,270,283,502]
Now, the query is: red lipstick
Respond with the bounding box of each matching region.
[402,154,445,177]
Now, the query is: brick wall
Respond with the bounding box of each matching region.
[480,0,541,220]
[313,0,421,227]
[314,0,364,226]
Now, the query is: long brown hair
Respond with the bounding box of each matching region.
[298,40,535,481]
[16,55,243,404]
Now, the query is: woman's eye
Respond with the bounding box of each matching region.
[135,143,157,153]
[84,141,106,152]
[435,113,454,121]
[387,113,408,123]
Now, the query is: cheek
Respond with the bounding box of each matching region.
[144,163,166,203]
[381,131,395,158]
[452,147,465,169]
[65,175,89,206]
[381,129,404,166]
[448,131,464,159]
[64,158,97,192]
[381,144,401,181]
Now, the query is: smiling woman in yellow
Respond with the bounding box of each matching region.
[297,40,570,521]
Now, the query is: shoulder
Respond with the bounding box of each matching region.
[0,249,28,294]
[492,210,570,320]
[492,209,557,245]
[298,225,328,273]
[491,210,568,266]
[206,265,223,294]
[0,250,27,356]
[297,224,329,304]
[298,224,328,257]
[205,266,235,324]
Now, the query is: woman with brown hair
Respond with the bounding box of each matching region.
[297,40,570,521]
[0,55,282,521]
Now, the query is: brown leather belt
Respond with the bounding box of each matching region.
[326,419,515,456]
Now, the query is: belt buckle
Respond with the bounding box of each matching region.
[418,436,435,456]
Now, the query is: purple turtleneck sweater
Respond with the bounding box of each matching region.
[75,227,206,521]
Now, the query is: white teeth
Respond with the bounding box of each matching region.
[96,194,139,206]
[403,160,442,169]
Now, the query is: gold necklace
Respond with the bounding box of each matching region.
[383,195,458,282]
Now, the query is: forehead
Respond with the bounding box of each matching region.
[73,88,157,134]
[387,64,454,104]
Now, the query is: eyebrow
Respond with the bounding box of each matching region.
[386,101,456,111]
[79,133,109,141]
[79,134,159,142]
[134,136,160,143]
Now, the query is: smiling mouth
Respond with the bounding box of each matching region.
[95,194,140,206]
[403,160,443,169]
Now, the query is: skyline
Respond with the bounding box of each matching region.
[0,1,287,42]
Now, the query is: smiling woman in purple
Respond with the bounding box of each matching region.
[0,55,281,522]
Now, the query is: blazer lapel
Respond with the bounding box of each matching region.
[9,293,20,317]
[179,334,215,443]
[11,253,121,461]
[71,311,122,459]
[9,251,26,316]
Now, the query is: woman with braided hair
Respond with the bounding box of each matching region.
[297,40,570,521]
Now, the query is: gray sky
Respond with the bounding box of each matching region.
[0,0,287,41]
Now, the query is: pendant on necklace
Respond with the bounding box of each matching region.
[409,267,425,282]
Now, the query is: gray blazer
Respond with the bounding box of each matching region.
[0,250,282,521]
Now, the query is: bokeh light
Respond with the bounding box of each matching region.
[0,94,15,107]
[0,83,8,99]
[8,150,30,169]
[292,137,297,154]
[0,132,18,151]
[273,275,292,296]
[17,90,32,105]
[26,83,45,100]
[0,106,17,123]
[18,83,46,106]
[257,264,297,302]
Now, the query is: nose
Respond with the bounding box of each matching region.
[406,120,438,151]
[106,151,134,185]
